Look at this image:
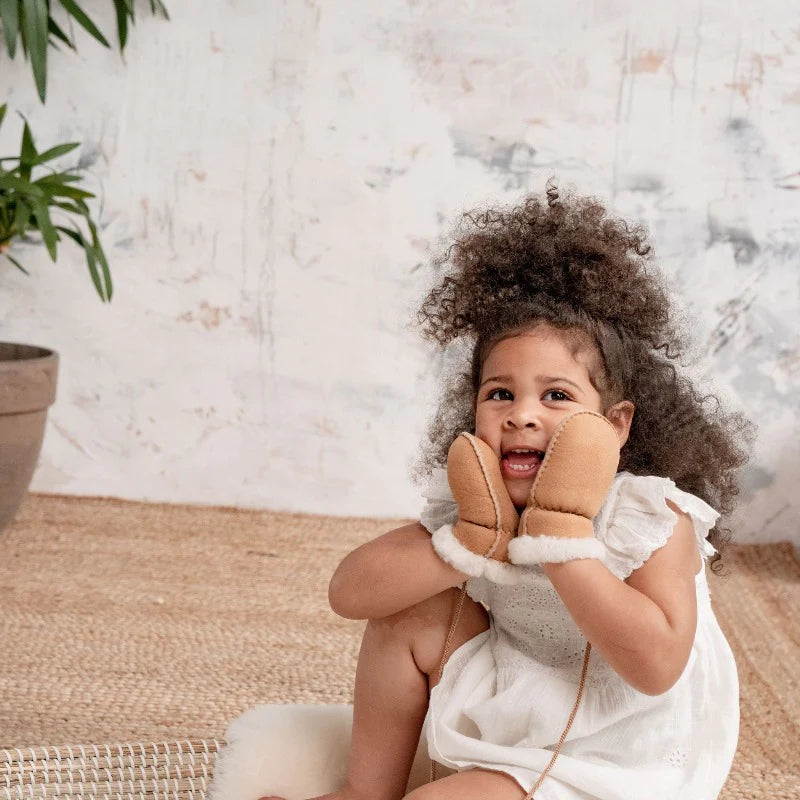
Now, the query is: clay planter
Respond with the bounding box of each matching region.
[0,343,58,533]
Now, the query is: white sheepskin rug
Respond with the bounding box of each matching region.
[208,703,439,800]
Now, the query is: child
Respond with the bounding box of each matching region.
[260,184,752,800]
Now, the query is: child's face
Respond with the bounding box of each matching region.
[475,328,619,510]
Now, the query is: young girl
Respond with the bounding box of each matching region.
[260,184,751,800]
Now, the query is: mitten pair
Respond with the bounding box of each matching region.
[431,411,619,578]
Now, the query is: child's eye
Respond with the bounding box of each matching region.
[487,388,513,401]
[543,389,571,402]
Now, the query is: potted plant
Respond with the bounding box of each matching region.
[0,2,168,532]
[0,103,111,532]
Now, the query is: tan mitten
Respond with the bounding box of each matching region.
[507,411,620,565]
[429,432,520,579]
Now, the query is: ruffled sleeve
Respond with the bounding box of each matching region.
[594,472,720,580]
[418,468,459,535]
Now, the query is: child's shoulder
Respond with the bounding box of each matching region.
[595,472,720,580]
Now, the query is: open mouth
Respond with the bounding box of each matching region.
[501,448,545,480]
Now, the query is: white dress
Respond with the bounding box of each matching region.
[420,470,739,800]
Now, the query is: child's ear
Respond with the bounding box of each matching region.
[605,400,635,448]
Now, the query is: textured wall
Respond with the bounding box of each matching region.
[0,0,797,544]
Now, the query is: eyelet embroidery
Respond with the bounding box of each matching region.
[667,747,688,767]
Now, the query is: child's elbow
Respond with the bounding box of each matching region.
[328,570,361,619]
[633,673,679,697]
[631,656,690,696]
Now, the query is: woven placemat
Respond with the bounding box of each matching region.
[1,739,221,798]
[0,493,798,798]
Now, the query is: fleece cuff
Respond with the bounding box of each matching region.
[508,534,605,565]
[431,524,531,585]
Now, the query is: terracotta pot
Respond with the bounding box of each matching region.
[0,343,59,532]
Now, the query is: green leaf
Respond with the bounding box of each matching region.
[0,0,20,58]
[56,224,96,283]
[54,224,84,248]
[34,170,84,184]
[150,0,169,19]
[20,0,50,102]
[48,196,91,217]
[0,174,47,198]
[48,16,76,50]
[34,181,94,201]
[55,187,92,203]
[29,199,59,260]
[25,178,57,202]
[54,224,82,243]
[4,251,31,275]
[0,102,7,130]
[58,0,111,47]
[18,119,37,180]
[85,246,103,298]
[56,223,109,301]
[20,120,37,161]
[31,141,80,165]
[11,198,33,234]
[51,199,87,214]
[87,217,112,300]
[39,186,94,205]
[113,0,129,49]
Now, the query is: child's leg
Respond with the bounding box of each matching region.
[259,586,489,800]
[346,586,489,799]
[404,768,526,800]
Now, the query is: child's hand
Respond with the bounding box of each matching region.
[508,411,619,565]
[447,432,520,562]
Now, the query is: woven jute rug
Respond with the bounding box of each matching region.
[0,494,798,798]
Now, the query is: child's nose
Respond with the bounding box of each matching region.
[504,403,542,429]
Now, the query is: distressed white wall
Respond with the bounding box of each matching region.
[0,0,797,544]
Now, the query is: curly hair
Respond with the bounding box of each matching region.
[415,182,754,572]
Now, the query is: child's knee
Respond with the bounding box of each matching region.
[392,588,489,683]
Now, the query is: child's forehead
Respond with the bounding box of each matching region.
[483,327,594,370]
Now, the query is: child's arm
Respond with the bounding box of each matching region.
[331,431,522,620]
[543,500,699,696]
[328,522,470,620]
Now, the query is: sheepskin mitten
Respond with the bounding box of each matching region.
[430,432,519,578]
[508,411,619,565]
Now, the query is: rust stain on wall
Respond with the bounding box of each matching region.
[630,49,665,74]
[178,301,233,330]
[725,79,751,101]
[238,313,260,337]
[313,418,341,437]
